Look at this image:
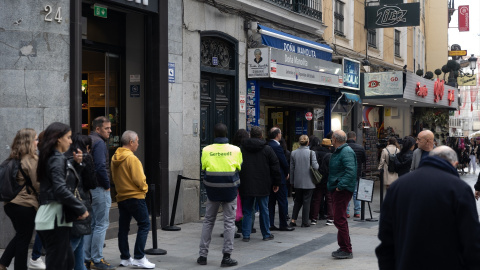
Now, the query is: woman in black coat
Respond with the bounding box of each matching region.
[395,136,415,176]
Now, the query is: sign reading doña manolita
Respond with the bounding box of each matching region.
[365,3,420,29]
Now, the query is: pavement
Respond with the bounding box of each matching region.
[2,170,480,270]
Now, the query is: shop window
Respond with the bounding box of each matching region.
[334,0,345,37]
[394,30,401,57]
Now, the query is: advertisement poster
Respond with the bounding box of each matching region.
[343,58,360,90]
[364,71,403,96]
[247,48,269,78]
[458,5,469,32]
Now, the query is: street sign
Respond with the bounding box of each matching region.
[168,62,175,83]
[94,4,107,18]
[365,3,420,29]
[305,112,313,121]
[448,50,467,56]
[457,75,477,86]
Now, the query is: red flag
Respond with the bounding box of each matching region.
[459,5,469,32]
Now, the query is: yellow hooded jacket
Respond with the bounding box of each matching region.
[111,147,148,202]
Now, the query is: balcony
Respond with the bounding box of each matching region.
[265,0,322,21]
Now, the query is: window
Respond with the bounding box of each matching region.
[368,29,377,48]
[334,0,345,36]
[394,30,401,57]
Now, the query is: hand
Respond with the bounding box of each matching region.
[475,191,480,200]
[336,188,340,192]
[78,211,89,220]
[286,174,290,180]
[105,188,110,191]
[73,149,83,164]
[273,186,279,193]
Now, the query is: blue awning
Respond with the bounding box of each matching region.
[344,92,361,103]
[257,24,333,61]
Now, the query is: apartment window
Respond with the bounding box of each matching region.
[334,0,345,36]
[394,30,401,57]
[368,29,377,48]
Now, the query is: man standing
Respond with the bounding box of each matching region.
[410,130,434,171]
[84,116,115,270]
[267,127,295,232]
[239,126,281,242]
[376,146,480,269]
[111,131,155,269]
[346,131,366,218]
[328,130,357,259]
[198,123,243,267]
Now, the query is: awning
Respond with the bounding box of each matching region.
[344,92,361,103]
[257,24,333,61]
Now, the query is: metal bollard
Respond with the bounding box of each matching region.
[145,184,167,255]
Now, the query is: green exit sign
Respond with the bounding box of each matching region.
[94,4,107,18]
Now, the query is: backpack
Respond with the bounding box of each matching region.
[385,148,398,173]
[0,158,35,202]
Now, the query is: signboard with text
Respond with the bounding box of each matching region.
[247,48,269,78]
[343,58,360,90]
[458,5,469,32]
[364,71,403,96]
[457,75,477,86]
[365,3,420,29]
[448,50,467,56]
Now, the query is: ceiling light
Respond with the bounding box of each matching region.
[363,103,369,104]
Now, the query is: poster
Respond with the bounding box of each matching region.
[356,178,375,202]
[247,48,269,78]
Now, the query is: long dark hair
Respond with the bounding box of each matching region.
[232,129,249,147]
[37,122,71,182]
[400,136,415,156]
[70,133,92,153]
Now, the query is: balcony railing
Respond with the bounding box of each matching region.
[265,0,323,21]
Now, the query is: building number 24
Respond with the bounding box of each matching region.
[44,5,62,23]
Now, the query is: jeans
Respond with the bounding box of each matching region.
[347,181,361,215]
[199,198,236,257]
[31,234,43,260]
[332,190,353,253]
[0,203,36,270]
[71,236,87,270]
[118,199,150,260]
[84,187,111,263]
[242,196,270,239]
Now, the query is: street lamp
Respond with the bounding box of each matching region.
[468,54,477,74]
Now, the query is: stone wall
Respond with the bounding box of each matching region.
[0,0,71,247]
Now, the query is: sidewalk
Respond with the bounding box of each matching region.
[2,172,479,269]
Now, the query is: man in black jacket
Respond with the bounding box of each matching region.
[346,131,366,218]
[376,146,480,269]
[239,127,281,241]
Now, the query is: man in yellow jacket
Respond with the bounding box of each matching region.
[111,130,155,269]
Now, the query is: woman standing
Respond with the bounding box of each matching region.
[289,135,319,227]
[35,122,89,270]
[0,129,41,270]
[395,136,415,177]
[378,137,400,188]
[468,138,477,174]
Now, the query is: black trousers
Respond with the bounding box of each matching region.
[38,222,74,270]
[291,188,314,226]
[0,203,36,270]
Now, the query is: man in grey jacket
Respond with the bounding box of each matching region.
[410,130,434,171]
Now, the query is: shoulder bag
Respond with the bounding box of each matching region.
[310,151,323,185]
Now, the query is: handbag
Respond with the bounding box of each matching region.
[63,161,83,223]
[310,151,323,185]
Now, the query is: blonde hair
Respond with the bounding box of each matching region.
[299,135,309,146]
[9,128,37,160]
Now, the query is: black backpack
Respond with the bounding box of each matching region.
[0,158,36,202]
[385,148,398,173]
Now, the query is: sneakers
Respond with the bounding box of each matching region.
[85,260,93,269]
[326,219,334,226]
[197,256,207,265]
[220,256,238,267]
[28,257,46,269]
[263,234,274,241]
[91,259,116,269]
[354,214,360,218]
[310,219,317,225]
[119,257,133,267]
[346,214,351,218]
[132,256,155,269]
[332,250,353,259]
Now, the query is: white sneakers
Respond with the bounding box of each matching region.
[119,257,134,267]
[131,256,155,269]
[28,257,46,270]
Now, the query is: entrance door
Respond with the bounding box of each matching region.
[199,73,234,215]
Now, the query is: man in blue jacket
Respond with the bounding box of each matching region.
[328,130,357,259]
[267,128,294,232]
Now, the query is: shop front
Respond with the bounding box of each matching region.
[246,25,341,148]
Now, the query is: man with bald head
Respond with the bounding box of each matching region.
[376,146,480,269]
[328,130,357,259]
[410,130,434,171]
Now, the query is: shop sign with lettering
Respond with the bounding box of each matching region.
[365,3,420,29]
[364,71,403,96]
[343,58,360,90]
[457,75,477,86]
[247,48,269,78]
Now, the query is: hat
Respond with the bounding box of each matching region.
[322,138,332,146]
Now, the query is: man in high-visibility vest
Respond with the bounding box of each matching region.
[198,123,243,267]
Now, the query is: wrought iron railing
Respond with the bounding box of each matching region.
[265,0,323,21]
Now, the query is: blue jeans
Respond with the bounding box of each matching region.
[347,181,361,215]
[32,233,43,260]
[70,236,87,270]
[118,199,150,260]
[242,196,271,239]
[84,187,111,263]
